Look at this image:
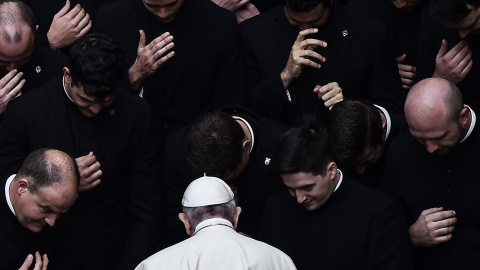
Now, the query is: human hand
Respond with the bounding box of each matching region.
[128,30,175,91]
[75,151,102,192]
[396,54,416,90]
[409,207,456,247]
[19,252,48,270]
[433,39,472,84]
[47,0,92,50]
[313,82,343,110]
[234,2,260,23]
[0,69,24,115]
[281,28,327,89]
[211,0,249,11]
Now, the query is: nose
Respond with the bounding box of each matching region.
[45,215,58,227]
[89,103,103,115]
[425,141,438,154]
[459,29,470,38]
[6,63,18,72]
[355,165,368,175]
[295,190,306,204]
[156,8,170,19]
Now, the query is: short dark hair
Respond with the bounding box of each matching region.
[0,0,36,42]
[16,148,80,194]
[68,33,124,99]
[183,200,236,229]
[274,123,333,176]
[187,112,245,180]
[284,0,331,12]
[431,0,480,23]
[326,99,384,164]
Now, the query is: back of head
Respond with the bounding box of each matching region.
[16,148,80,193]
[0,0,36,33]
[327,99,383,164]
[187,112,245,180]
[68,33,124,99]
[284,0,331,12]
[405,78,463,124]
[274,123,333,176]
[181,176,236,229]
[431,0,480,23]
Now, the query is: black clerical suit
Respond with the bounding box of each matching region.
[95,0,244,136]
[162,107,288,247]
[383,120,480,269]
[0,75,160,270]
[258,176,413,270]
[240,2,404,125]
[416,4,480,111]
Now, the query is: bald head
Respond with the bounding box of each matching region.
[405,78,469,155]
[0,0,36,73]
[15,148,80,193]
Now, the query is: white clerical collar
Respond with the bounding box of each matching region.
[231,116,255,153]
[460,104,476,143]
[374,105,391,141]
[5,174,16,216]
[62,75,74,102]
[193,217,234,235]
[333,169,343,193]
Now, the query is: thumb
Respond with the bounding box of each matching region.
[55,0,71,18]
[138,30,146,48]
[396,53,406,63]
[436,39,448,58]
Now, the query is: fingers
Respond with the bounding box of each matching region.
[398,63,416,90]
[75,152,102,192]
[19,254,34,270]
[0,69,23,90]
[138,30,147,49]
[33,252,43,270]
[54,0,71,18]
[41,254,49,270]
[427,209,456,223]
[396,53,407,63]
[314,82,343,109]
[436,39,448,58]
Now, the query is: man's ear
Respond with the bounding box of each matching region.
[459,107,470,127]
[63,67,72,82]
[393,0,407,9]
[326,162,337,181]
[179,213,194,237]
[233,206,242,229]
[16,178,29,196]
[242,139,251,151]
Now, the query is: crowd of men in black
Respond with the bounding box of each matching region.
[1,0,480,269]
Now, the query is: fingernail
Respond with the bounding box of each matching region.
[27,254,33,260]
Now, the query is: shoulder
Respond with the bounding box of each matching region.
[113,90,152,116]
[240,5,283,33]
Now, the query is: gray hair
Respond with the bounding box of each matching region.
[182,199,237,229]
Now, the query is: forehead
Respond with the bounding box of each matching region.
[282,172,319,188]
[143,0,178,6]
[33,184,77,212]
[285,2,329,23]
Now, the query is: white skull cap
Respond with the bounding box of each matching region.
[182,176,234,207]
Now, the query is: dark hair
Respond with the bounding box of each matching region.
[326,99,384,164]
[187,112,245,180]
[0,0,36,42]
[284,0,331,12]
[431,0,480,23]
[68,33,124,99]
[16,148,80,194]
[274,123,332,176]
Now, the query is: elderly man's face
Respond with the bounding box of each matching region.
[282,169,336,211]
[0,25,35,75]
[142,0,185,23]
[440,4,480,38]
[14,179,77,233]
